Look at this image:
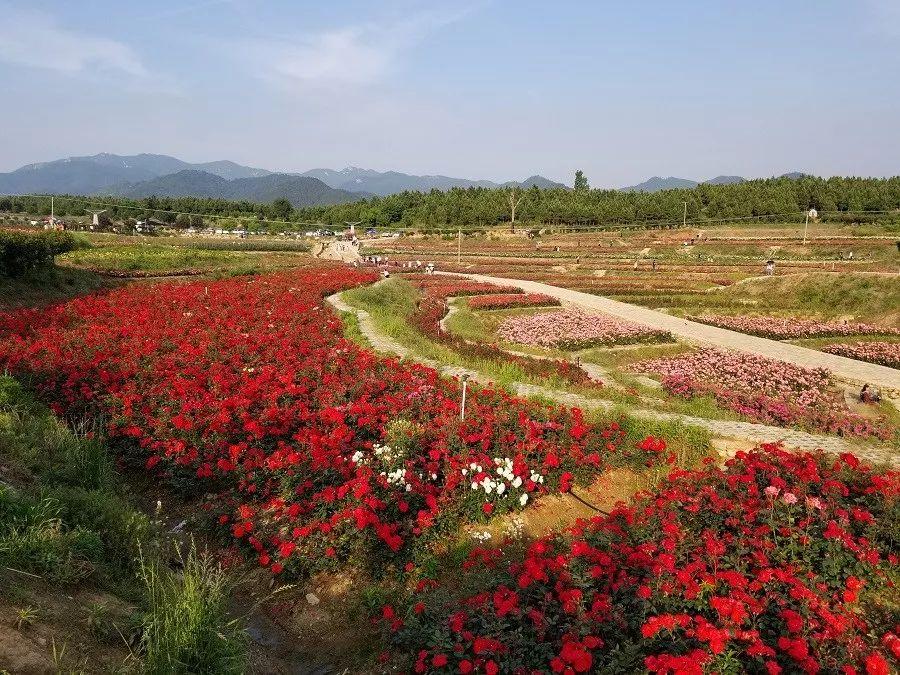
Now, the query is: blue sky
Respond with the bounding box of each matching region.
[1,0,898,186]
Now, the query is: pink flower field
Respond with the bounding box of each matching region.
[629,348,893,439]
[688,314,898,340]
[497,309,672,349]
[822,341,900,369]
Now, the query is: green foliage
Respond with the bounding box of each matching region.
[574,169,589,192]
[0,375,153,583]
[138,543,246,675]
[0,229,82,277]
[5,175,900,231]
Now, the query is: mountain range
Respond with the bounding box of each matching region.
[300,166,566,195]
[0,153,570,206]
[619,172,808,192]
[0,153,812,205]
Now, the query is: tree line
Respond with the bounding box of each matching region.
[2,176,899,231]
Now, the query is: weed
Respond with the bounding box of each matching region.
[138,542,246,675]
[14,605,38,630]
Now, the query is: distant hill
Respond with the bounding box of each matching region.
[503,175,569,190]
[704,175,746,185]
[303,167,567,195]
[0,153,272,196]
[779,171,808,180]
[620,176,699,192]
[620,175,750,192]
[109,170,362,207]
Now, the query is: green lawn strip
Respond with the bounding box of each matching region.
[0,375,247,672]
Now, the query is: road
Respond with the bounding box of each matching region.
[456,273,900,392]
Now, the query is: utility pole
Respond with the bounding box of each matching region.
[803,211,809,245]
[682,201,687,228]
[457,226,462,265]
[51,195,54,225]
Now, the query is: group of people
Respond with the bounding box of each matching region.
[358,256,437,275]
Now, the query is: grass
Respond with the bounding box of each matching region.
[0,377,152,585]
[663,272,900,324]
[139,542,246,675]
[0,375,248,671]
[0,264,116,310]
[59,244,246,273]
[343,279,595,391]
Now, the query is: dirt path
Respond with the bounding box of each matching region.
[454,273,900,392]
[326,290,898,468]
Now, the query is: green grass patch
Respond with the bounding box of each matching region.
[59,244,245,273]
[139,542,246,675]
[0,264,116,310]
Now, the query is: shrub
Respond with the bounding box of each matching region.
[392,446,900,674]
[0,229,80,277]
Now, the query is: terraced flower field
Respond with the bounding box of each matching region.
[629,348,893,439]
[498,308,672,350]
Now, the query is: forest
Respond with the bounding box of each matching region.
[2,175,899,231]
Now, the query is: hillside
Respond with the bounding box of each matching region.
[304,168,566,195]
[0,153,272,195]
[620,176,699,192]
[110,170,362,207]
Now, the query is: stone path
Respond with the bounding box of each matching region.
[453,273,900,392]
[326,289,898,467]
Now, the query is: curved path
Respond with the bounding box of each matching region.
[326,288,898,467]
[452,273,900,392]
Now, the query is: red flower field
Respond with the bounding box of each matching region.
[392,446,900,674]
[0,267,634,577]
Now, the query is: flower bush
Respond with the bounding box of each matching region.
[822,342,900,369]
[0,268,645,578]
[630,348,892,439]
[390,446,900,674]
[689,315,899,340]
[467,293,561,310]
[497,309,672,350]
[405,281,598,387]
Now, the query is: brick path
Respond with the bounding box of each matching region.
[457,273,900,392]
[327,289,898,467]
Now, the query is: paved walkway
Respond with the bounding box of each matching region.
[454,273,900,392]
[326,289,898,468]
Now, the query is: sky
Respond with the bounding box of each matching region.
[0,0,898,187]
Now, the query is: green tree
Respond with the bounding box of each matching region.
[270,198,293,221]
[574,170,589,192]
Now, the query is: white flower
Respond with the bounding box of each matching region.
[520,493,529,506]
[512,476,523,488]
[471,481,478,490]
[496,483,506,495]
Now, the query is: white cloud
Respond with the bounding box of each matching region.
[243,6,473,90]
[0,3,148,77]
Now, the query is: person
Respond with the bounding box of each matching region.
[651,259,656,272]
[859,384,881,404]
[765,260,775,276]
[381,269,390,279]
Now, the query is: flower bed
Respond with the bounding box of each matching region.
[0,268,643,578]
[497,309,672,349]
[822,341,900,369]
[688,314,899,340]
[630,348,892,439]
[467,293,560,310]
[410,294,596,386]
[391,446,899,674]
[423,281,518,298]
